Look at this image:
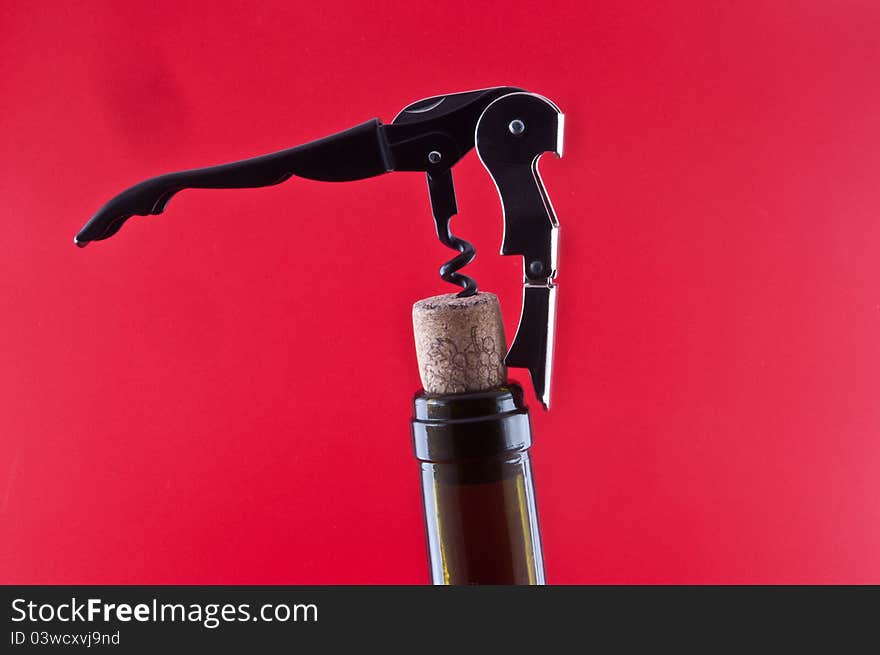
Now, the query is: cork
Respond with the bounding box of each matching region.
[412,292,507,394]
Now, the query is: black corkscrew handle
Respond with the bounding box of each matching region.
[74,119,393,246]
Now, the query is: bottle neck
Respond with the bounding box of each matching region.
[412,383,545,585]
[411,384,532,462]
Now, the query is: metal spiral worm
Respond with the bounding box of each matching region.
[427,168,477,297]
[437,219,477,297]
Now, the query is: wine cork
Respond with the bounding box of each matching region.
[412,292,507,394]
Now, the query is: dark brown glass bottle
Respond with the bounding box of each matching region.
[411,382,544,585]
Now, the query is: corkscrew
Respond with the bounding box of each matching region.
[74,87,565,407]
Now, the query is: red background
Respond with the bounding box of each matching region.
[2,1,879,584]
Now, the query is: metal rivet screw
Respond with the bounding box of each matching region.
[528,260,544,276]
[428,150,442,164]
[509,119,526,136]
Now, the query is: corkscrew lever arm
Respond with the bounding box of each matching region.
[475,93,564,409]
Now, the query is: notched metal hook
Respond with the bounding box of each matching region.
[476,92,564,408]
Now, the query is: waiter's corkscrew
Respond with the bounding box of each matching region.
[74,87,565,407]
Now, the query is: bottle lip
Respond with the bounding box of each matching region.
[411,383,532,463]
[412,383,526,421]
